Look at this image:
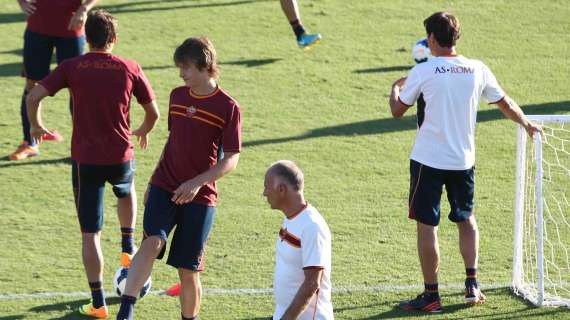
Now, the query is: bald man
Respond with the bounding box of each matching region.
[263,161,333,320]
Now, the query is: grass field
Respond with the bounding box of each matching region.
[1,0,570,319]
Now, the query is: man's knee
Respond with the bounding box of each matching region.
[142,235,166,255]
[179,268,200,283]
[25,79,37,91]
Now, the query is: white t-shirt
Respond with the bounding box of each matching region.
[273,204,333,320]
[399,55,505,170]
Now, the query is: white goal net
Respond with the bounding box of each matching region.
[513,115,570,307]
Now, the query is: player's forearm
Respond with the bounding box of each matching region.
[80,0,98,11]
[26,86,49,129]
[389,82,408,118]
[138,100,160,134]
[497,96,531,128]
[280,280,320,320]
[192,152,240,187]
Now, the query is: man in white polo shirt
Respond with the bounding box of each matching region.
[389,11,542,313]
[263,160,333,320]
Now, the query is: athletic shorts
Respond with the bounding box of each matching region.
[143,185,216,271]
[408,159,475,226]
[23,29,85,80]
[72,160,135,233]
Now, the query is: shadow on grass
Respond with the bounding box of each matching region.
[145,58,282,71]
[0,12,25,24]
[102,0,271,15]
[0,316,25,320]
[0,48,23,56]
[28,297,120,320]
[0,62,21,77]
[0,156,71,168]
[354,65,412,74]
[244,100,570,148]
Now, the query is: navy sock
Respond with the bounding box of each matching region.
[424,283,439,299]
[20,89,36,146]
[88,281,106,308]
[289,19,306,40]
[466,268,478,287]
[121,227,135,254]
[116,295,137,320]
[181,314,198,320]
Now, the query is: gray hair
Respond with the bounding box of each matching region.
[268,160,304,192]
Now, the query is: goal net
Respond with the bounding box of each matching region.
[513,115,570,307]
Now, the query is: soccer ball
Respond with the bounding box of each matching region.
[412,37,431,63]
[113,266,152,298]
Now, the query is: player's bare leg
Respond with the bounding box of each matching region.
[117,184,137,230]
[457,215,485,304]
[400,222,442,312]
[417,222,439,284]
[279,0,321,49]
[79,231,109,317]
[123,236,163,297]
[179,268,202,318]
[457,215,478,270]
[117,183,137,267]
[82,232,104,284]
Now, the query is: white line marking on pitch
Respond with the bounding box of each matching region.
[0,283,510,300]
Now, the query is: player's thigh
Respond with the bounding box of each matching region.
[408,160,445,226]
[107,160,135,198]
[72,161,107,233]
[143,185,177,248]
[23,29,54,81]
[445,167,475,223]
[55,35,85,63]
[167,203,216,271]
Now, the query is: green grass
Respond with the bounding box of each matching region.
[1,0,570,318]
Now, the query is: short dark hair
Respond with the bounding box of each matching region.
[85,9,117,49]
[424,12,461,48]
[268,160,304,192]
[174,37,219,78]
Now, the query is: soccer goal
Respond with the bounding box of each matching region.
[512,115,570,307]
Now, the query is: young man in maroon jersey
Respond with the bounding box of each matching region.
[10,0,98,160]
[116,37,241,320]
[26,10,159,318]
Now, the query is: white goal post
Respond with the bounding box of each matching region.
[513,114,570,308]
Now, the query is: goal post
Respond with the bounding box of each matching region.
[512,114,570,308]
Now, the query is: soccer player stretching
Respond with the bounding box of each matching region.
[264,161,333,320]
[27,10,159,318]
[389,12,542,312]
[10,0,98,160]
[116,37,242,320]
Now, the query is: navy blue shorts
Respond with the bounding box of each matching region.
[143,185,215,271]
[408,160,475,226]
[72,160,135,233]
[23,29,85,80]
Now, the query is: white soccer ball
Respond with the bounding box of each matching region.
[113,266,152,298]
[412,37,431,63]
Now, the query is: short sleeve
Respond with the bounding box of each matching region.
[481,63,505,104]
[301,223,330,269]
[222,102,242,153]
[39,61,69,96]
[399,66,422,107]
[132,65,156,105]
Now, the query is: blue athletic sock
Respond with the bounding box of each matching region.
[88,281,106,308]
[20,89,36,146]
[290,19,306,40]
[181,314,198,320]
[116,295,137,320]
[424,283,439,299]
[466,268,478,288]
[121,227,135,254]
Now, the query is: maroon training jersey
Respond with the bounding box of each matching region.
[27,0,83,38]
[151,86,242,206]
[40,52,156,165]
